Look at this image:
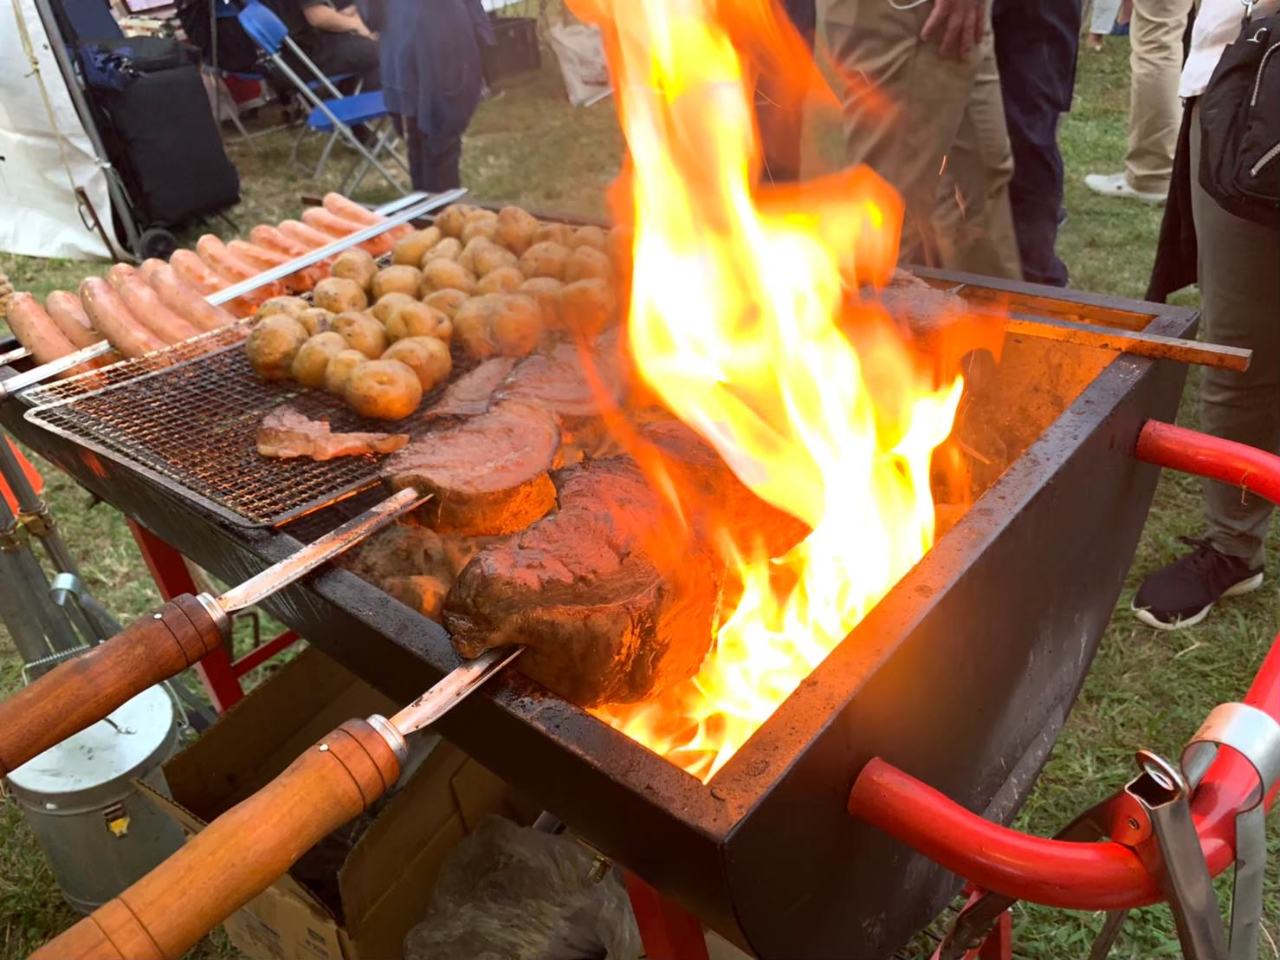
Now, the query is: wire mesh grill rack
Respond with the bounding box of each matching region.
[23,328,434,528]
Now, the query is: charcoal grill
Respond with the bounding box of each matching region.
[1,272,1198,959]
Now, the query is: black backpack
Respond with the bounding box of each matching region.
[1199,10,1280,227]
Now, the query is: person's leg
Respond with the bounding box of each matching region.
[307,32,381,91]
[400,115,431,192]
[1090,0,1122,36]
[819,0,981,268]
[990,0,1082,285]
[1123,0,1192,194]
[929,26,1021,280]
[424,136,464,192]
[1132,101,1280,629]
[1189,104,1280,566]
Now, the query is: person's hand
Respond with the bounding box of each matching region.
[920,0,985,59]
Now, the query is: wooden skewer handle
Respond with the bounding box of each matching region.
[29,719,402,960]
[0,594,224,779]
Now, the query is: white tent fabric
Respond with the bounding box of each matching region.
[0,0,113,260]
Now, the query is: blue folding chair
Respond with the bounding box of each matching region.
[236,0,407,194]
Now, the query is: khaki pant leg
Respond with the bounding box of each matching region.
[820,0,980,266]
[1124,0,1193,192]
[1188,103,1280,566]
[930,30,1021,279]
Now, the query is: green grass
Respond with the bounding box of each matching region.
[2,36,1276,960]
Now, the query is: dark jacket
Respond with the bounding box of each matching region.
[357,0,493,138]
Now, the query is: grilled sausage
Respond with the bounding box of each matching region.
[45,290,104,349]
[228,239,326,293]
[117,273,201,343]
[170,249,224,296]
[322,192,411,240]
[7,292,76,364]
[278,219,336,251]
[105,263,138,289]
[79,277,166,358]
[250,224,319,262]
[302,206,395,256]
[145,263,236,333]
[196,235,281,303]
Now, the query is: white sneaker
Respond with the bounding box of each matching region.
[1084,172,1167,205]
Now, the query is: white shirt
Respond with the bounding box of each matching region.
[1181,0,1280,98]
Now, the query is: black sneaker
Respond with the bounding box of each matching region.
[1132,537,1264,630]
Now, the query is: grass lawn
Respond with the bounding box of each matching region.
[2,32,1278,960]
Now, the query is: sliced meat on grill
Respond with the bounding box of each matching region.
[386,401,559,536]
[424,356,520,420]
[256,406,410,461]
[444,458,717,706]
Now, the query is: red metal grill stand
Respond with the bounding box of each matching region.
[625,873,712,960]
[128,521,301,711]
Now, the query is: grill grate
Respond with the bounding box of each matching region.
[24,327,443,528]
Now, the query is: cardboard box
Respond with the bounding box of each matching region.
[141,648,517,960]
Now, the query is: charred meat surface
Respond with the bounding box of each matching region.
[444,458,717,706]
[386,401,560,536]
[256,406,409,461]
[425,356,520,420]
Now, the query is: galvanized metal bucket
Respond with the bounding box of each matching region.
[5,685,185,913]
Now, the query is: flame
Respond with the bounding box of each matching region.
[580,0,968,782]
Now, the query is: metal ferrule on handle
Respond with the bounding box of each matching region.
[847,421,1280,911]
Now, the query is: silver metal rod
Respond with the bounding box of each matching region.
[1127,751,1228,960]
[217,488,428,614]
[389,646,523,737]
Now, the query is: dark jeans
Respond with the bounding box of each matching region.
[298,31,380,92]
[401,116,463,192]
[991,0,1083,287]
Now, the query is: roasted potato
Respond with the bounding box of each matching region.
[323,348,367,395]
[559,278,616,336]
[473,243,520,277]
[386,302,451,343]
[435,204,478,238]
[383,336,452,392]
[519,241,571,280]
[382,574,448,620]
[344,359,423,420]
[460,210,499,245]
[289,331,348,388]
[330,249,378,292]
[392,226,442,266]
[494,206,541,256]
[533,222,575,247]
[246,314,308,380]
[371,265,423,300]
[371,292,418,325]
[423,288,470,320]
[256,296,309,320]
[312,277,368,314]
[564,246,612,283]
[334,310,388,359]
[477,266,525,295]
[296,307,336,336]
[420,259,477,296]
[519,277,563,328]
[491,295,544,357]
[422,237,463,263]
[572,225,609,252]
[453,297,498,360]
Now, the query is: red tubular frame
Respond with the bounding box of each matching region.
[848,420,1280,911]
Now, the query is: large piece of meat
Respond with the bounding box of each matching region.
[256,406,409,461]
[385,401,560,536]
[444,458,718,706]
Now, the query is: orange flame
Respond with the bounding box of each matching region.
[581,0,967,782]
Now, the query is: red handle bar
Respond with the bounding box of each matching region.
[847,420,1280,911]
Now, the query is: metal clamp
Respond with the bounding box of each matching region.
[1182,704,1280,960]
[17,501,54,538]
